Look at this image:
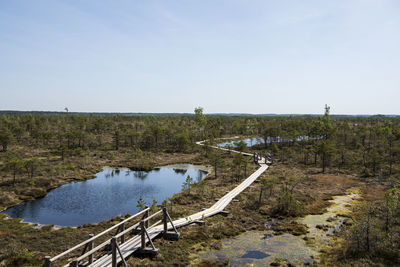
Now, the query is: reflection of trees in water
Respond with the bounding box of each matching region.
[6,201,28,218]
[4,166,213,226]
[105,169,118,178]
[133,171,149,180]
[173,168,187,175]
[196,170,208,182]
[196,172,202,183]
[5,198,44,221]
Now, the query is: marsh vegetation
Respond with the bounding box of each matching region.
[0,108,400,266]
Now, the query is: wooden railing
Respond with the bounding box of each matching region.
[253,152,272,164]
[44,138,271,267]
[43,207,179,267]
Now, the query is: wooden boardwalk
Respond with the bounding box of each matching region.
[45,138,270,267]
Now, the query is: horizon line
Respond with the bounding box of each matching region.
[0,110,399,117]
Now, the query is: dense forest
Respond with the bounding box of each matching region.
[0,108,399,265]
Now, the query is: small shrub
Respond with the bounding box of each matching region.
[272,191,303,217]
[2,246,41,267]
[66,163,75,170]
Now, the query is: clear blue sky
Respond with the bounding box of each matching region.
[1,0,399,114]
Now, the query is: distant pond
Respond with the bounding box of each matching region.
[218,136,311,148]
[2,164,209,227]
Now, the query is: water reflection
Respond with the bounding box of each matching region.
[133,170,149,179]
[218,136,314,148]
[2,164,208,226]
[173,168,187,175]
[241,250,270,259]
[197,170,207,183]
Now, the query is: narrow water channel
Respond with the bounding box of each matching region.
[2,164,209,227]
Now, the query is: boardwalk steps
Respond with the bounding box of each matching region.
[44,139,270,267]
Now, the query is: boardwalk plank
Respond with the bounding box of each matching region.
[68,139,270,267]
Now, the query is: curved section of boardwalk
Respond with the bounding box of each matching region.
[89,139,270,267]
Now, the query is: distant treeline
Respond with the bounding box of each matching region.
[1,107,400,179]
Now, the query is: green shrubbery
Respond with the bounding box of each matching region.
[271,176,304,217]
[2,245,41,266]
[343,187,400,264]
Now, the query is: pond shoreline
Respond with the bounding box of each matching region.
[2,163,212,228]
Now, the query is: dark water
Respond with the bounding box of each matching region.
[241,250,270,259]
[218,136,311,147]
[198,231,316,266]
[2,165,208,226]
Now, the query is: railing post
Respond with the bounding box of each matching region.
[162,208,180,241]
[88,233,94,264]
[111,237,117,267]
[163,207,167,233]
[44,256,51,267]
[121,223,125,244]
[140,220,146,249]
[145,207,149,228]
[119,218,125,244]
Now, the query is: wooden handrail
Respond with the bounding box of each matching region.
[114,218,161,241]
[114,221,140,240]
[45,137,271,267]
[74,238,110,263]
[75,213,162,263]
[51,207,150,262]
[142,209,162,222]
[148,219,162,230]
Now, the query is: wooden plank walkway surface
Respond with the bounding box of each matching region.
[89,140,270,266]
[47,138,270,267]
